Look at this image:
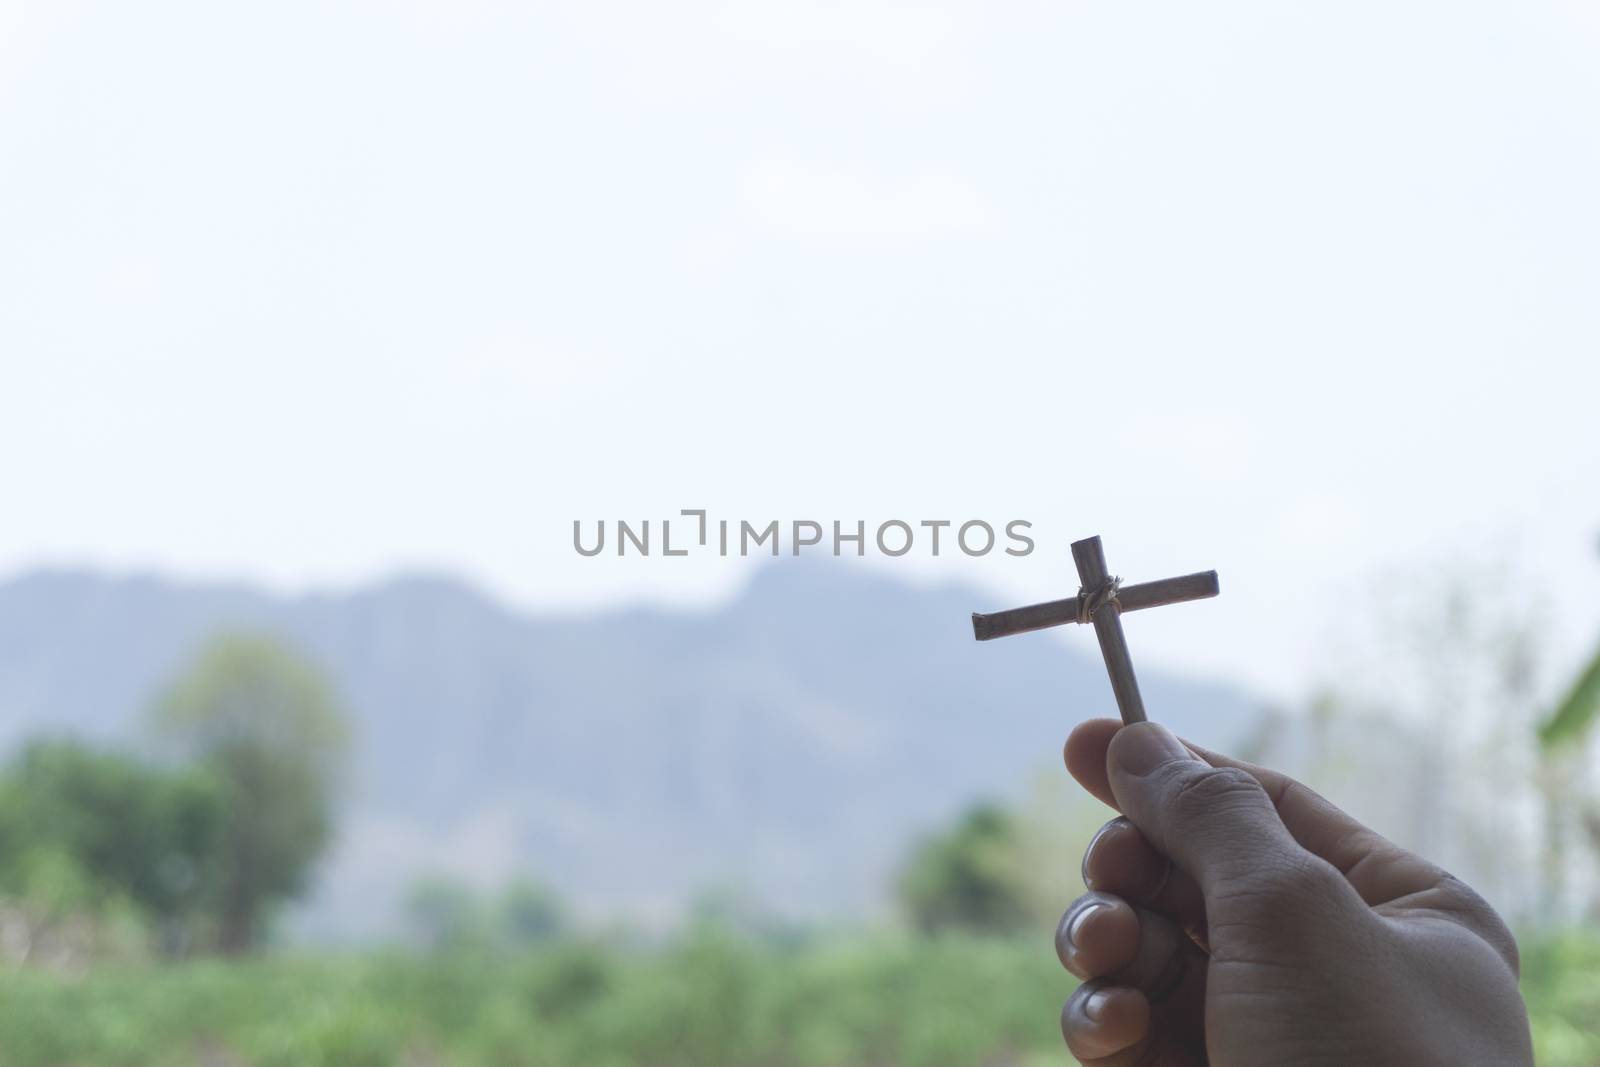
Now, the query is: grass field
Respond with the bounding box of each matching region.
[0,929,1594,1066]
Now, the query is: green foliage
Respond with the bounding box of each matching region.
[1522,930,1600,1065]
[0,933,1070,1067]
[403,875,568,954]
[897,804,1033,935]
[1539,640,1600,749]
[152,632,351,952]
[497,877,566,947]
[0,739,224,941]
[6,846,98,921]
[403,876,484,953]
[0,928,1591,1067]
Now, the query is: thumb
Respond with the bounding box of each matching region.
[1106,722,1321,905]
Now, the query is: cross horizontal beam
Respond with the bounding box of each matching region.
[970,570,1220,642]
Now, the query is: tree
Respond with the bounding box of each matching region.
[497,877,565,947]
[403,874,568,953]
[1539,536,1600,748]
[1538,641,1600,749]
[897,803,1032,935]
[0,739,223,960]
[152,633,350,953]
[403,875,484,953]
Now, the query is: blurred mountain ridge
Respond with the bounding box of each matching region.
[0,560,1260,939]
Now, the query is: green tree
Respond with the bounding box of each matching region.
[497,876,565,948]
[403,875,568,953]
[1539,538,1600,748]
[1538,641,1600,749]
[0,740,222,920]
[897,803,1032,935]
[0,739,223,958]
[403,875,484,953]
[152,633,350,953]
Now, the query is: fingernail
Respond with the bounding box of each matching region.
[1081,817,1130,888]
[1083,989,1111,1022]
[1109,722,1191,778]
[1065,901,1107,949]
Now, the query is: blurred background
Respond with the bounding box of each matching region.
[2,1,1600,1064]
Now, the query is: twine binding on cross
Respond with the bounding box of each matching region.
[1076,575,1122,625]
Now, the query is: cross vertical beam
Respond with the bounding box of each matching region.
[1071,536,1146,725]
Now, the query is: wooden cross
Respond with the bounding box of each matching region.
[971,535,1219,725]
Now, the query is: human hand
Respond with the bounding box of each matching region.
[1054,719,1533,1066]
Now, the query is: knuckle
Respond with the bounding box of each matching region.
[1213,853,1339,918]
[1163,764,1268,816]
[1256,853,1340,903]
[1439,873,1521,976]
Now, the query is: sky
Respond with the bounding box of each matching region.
[2,0,1598,700]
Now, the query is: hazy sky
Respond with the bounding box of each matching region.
[3,1,1598,699]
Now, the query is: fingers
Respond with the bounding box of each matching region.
[1060,982,1152,1064]
[1065,718,1518,972]
[1181,739,1441,904]
[1064,718,1126,809]
[1081,817,1207,940]
[1055,891,1138,978]
[1059,983,1206,1066]
[1056,892,1199,993]
[1106,722,1325,902]
[1067,718,1418,902]
[1183,741,1516,966]
[1056,891,1208,1065]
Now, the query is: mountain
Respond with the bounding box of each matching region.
[0,560,1260,939]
